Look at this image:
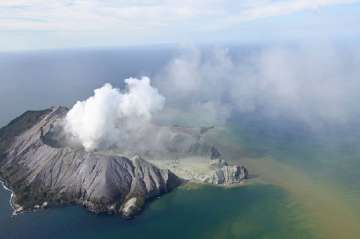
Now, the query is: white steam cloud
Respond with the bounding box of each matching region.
[64,44,360,151]
[64,76,165,151]
[155,45,360,127]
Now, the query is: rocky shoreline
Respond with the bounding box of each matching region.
[0,106,248,218]
[0,179,17,215]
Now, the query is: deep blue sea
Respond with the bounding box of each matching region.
[1,48,360,239]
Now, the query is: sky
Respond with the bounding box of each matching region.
[0,0,360,51]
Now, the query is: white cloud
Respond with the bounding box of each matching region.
[0,0,358,32]
[0,0,359,50]
[214,0,360,30]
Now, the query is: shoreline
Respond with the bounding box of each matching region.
[0,178,19,215]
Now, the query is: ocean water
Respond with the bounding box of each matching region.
[225,115,360,239]
[1,48,360,239]
[0,182,313,239]
[2,118,359,239]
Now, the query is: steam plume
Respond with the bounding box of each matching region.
[155,45,360,127]
[64,77,165,151]
[64,44,360,152]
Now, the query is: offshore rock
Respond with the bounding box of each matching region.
[203,165,248,185]
[120,197,144,218]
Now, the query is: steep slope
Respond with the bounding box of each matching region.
[0,107,181,217]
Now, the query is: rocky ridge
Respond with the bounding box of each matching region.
[0,107,181,217]
[0,106,248,217]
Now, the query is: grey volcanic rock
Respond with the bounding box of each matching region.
[120,197,144,217]
[0,107,181,217]
[203,165,248,185]
[210,146,221,160]
[111,123,223,161]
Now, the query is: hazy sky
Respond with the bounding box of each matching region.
[1,0,360,51]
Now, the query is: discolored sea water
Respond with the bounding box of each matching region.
[1,48,360,239]
[2,118,360,239]
[0,182,313,239]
